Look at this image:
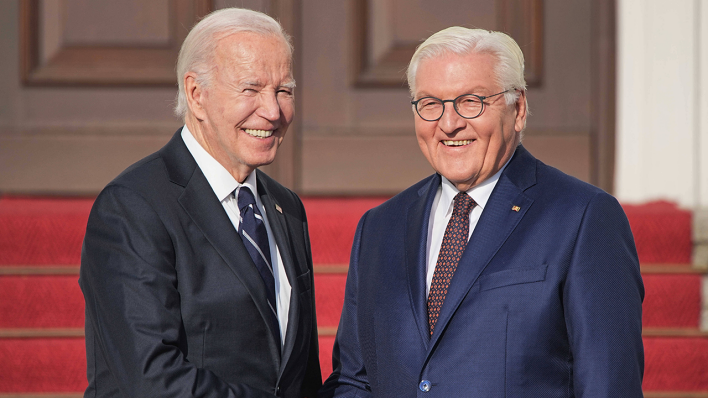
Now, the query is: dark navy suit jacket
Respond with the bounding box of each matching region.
[80,130,321,397]
[321,145,644,397]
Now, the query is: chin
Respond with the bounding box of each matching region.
[441,168,478,182]
[254,156,278,168]
[446,171,480,187]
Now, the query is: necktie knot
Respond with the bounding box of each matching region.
[452,192,476,217]
[237,186,257,213]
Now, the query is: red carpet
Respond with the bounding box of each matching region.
[0,195,704,395]
[2,272,696,333]
[0,197,91,265]
[0,197,692,267]
[318,336,336,382]
[0,275,84,328]
[5,336,708,393]
[0,338,87,392]
[642,274,701,328]
[623,201,693,264]
[314,274,347,327]
[643,337,708,391]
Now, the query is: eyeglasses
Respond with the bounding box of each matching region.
[411,89,514,121]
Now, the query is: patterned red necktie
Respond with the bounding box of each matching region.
[427,192,476,336]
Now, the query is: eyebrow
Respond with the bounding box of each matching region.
[242,80,296,90]
[415,86,490,98]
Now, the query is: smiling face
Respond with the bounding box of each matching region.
[413,51,526,191]
[184,32,294,182]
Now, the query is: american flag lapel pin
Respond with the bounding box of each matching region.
[275,204,283,213]
[512,205,521,212]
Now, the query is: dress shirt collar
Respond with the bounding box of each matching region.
[181,125,259,202]
[439,156,512,215]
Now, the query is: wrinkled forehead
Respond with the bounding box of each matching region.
[215,31,291,59]
[209,32,294,85]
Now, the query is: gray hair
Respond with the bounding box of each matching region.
[407,27,526,107]
[174,8,293,119]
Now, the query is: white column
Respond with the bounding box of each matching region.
[616,0,702,207]
[700,0,708,207]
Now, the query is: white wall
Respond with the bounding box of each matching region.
[617,0,708,208]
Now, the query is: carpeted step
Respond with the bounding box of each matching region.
[318,269,706,329]
[623,201,693,264]
[0,337,87,393]
[643,335,708,391]
[0,196,702,396]
[0,197,92,266]
[0,332,335,393]
[0,197,693,267]
[642,269,703,328]
[0,275,84,329]
[0,196,386,267]
[318,335,336,383]
[1,331,707,394]
[2,268,700,330]
[314,272,347,327]
[0,270,347,329]
[302,197,387,265]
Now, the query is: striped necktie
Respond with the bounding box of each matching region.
[427,191,476,336]
[237,186,280,345]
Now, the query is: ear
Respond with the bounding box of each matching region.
[513,90,528,133]
[184,72,206,121]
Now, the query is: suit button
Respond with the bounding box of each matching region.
[419,380,432,392]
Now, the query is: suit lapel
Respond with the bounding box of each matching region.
[428,146,537,349]
[256,178,300,377]
[164,132,282,366]
[178,171,281,363]
[404,174,441,347]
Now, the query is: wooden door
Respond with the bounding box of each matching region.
[1,0,614,195]
[294,0,616,195]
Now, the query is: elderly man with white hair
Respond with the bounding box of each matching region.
[320,27,644,397]
[80,8,321,398]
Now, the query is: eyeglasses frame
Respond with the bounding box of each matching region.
[411,88,515,122]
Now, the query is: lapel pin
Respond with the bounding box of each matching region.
[275,204,283,213]
[512,205,521,212]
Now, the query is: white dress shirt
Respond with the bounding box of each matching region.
[181,125,291,347]
[425,159,511,296]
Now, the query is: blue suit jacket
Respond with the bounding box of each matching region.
[321,145,644,397]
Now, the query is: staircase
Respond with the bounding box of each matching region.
[0,196,706,397]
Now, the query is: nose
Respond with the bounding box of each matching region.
[437,102,466,134]
[256,91,282,122]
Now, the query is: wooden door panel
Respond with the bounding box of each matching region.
[21,0,211,86]
[1,0,613,195]
[299,0,604,195]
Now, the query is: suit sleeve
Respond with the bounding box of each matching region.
[318,213,373,398]
[299,198,324,398]
[564,192,645,397]
[80,184,275,398]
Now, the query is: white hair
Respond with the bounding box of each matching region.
[174,8,293,119]
[407,27,527,107]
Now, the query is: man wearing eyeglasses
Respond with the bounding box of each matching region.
[320,27,644,397]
